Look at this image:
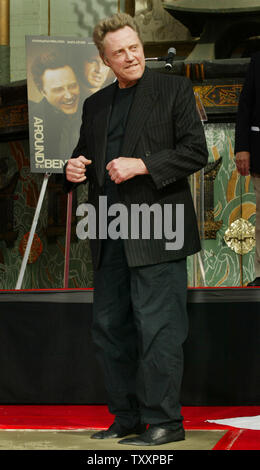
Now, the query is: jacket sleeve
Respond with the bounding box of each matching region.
[63,100,90,193]
[234,56,255,154]
[140,76,208,190]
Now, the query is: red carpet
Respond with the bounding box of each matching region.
[0,405,259,450]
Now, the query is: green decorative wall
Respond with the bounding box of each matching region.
[0,140,93,289]
[201,123,255,287]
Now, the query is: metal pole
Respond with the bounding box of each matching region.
[63,191,73,288]
[15,172,50,290]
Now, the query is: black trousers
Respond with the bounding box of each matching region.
[92,238,188,430]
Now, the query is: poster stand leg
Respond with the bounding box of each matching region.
[15,172,51,290]
[63,191,73,288]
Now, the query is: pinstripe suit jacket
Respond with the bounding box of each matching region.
[64,67,208,269]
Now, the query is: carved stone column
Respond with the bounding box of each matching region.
[125,0,135,16]
[135,0,191,44]
[0,0,10,84]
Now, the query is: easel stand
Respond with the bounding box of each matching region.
[15,172,72,290]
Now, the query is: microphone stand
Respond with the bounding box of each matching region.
[145,56,167,62]
[145,56,171,70]
[145,47,176,70]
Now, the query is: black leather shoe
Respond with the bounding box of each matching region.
[91,422,146,439]
[247,277,260,286]
[118,425,185,446]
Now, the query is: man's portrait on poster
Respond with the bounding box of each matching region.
[26,37,114,173]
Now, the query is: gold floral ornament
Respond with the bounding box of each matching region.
[224,218,255,255]
[19,233,43,264]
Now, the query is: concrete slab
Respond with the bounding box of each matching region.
[0,429,226,450]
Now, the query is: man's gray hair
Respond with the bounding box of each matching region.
[93,12,142,57]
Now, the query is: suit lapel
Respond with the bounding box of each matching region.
[92,68,158,186]
[93,82,116,187]
[121,67,159,156]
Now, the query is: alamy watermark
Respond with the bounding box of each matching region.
[76,196,184,251]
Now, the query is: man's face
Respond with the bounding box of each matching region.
[84,55,109,89]
[102,26,145,88]
[41,65,80,114]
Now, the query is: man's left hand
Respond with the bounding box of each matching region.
[106,157,148,184]
[235,151,250,176]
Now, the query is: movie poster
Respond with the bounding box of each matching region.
[26,36,114,173]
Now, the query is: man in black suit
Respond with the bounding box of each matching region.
[64,13,208,446]
[235,53,260,287]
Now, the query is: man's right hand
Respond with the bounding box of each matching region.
[66,156,92,183]
[235,151,250,176]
